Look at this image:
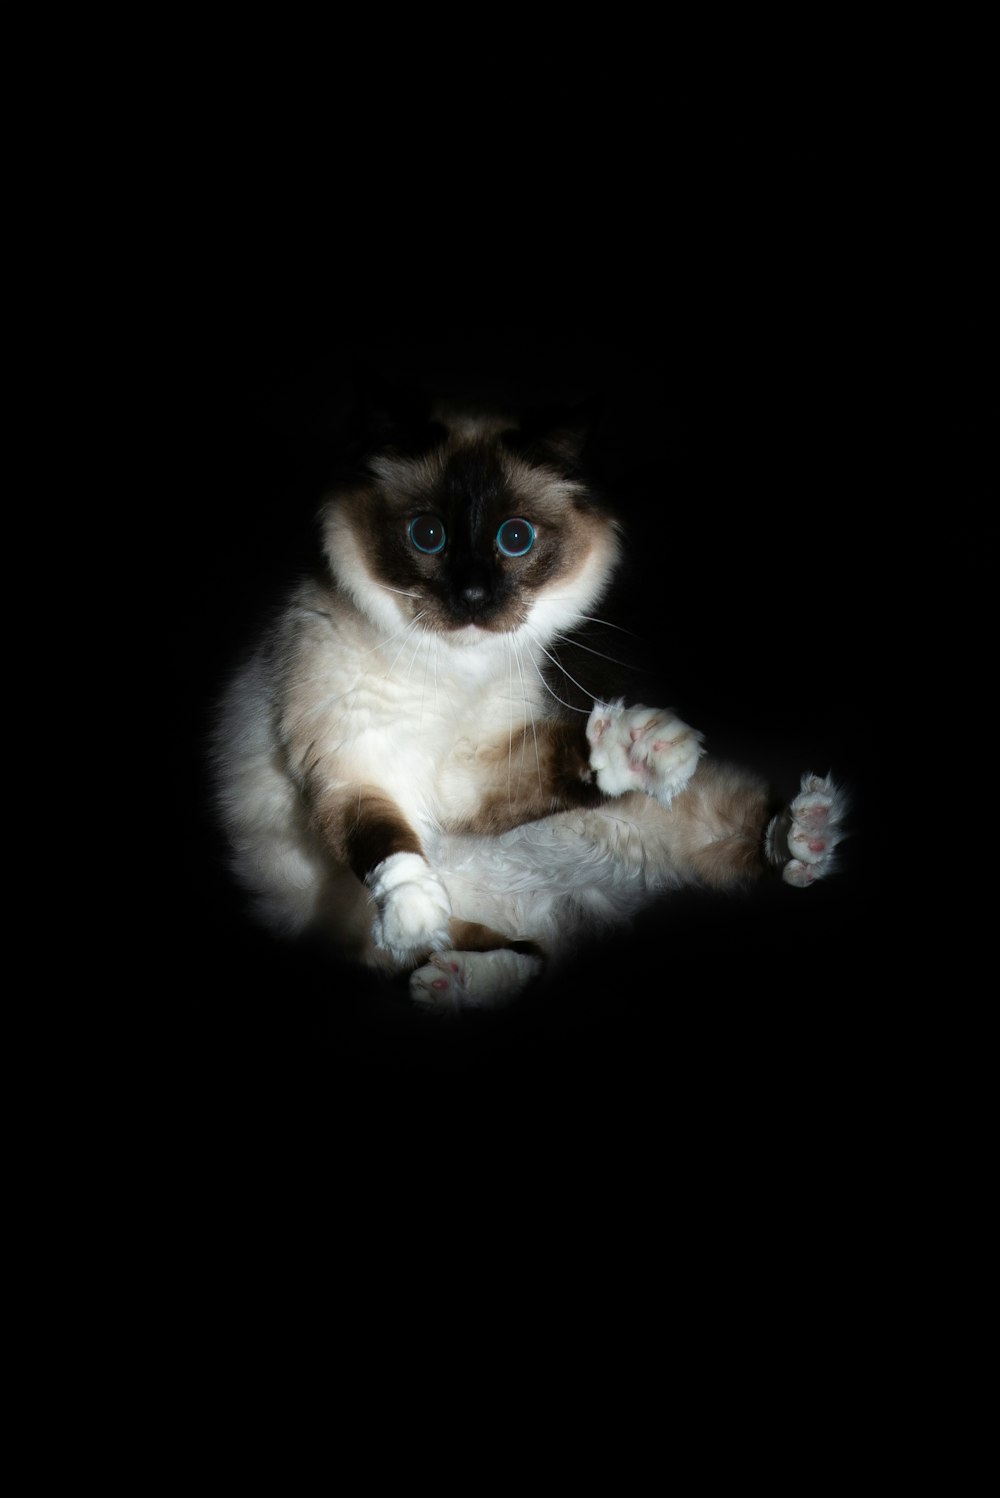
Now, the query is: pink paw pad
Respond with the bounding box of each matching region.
[781,774,847,886]
[628,719,672,766]
[587,701,704,807]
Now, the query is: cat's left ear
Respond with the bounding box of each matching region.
[504,397,604,475]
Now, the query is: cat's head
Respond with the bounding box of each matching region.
[320,400,622,646]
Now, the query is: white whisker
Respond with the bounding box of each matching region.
[523,647,592,713]
[420,626,432,729]
[541,607,639,637]
[384,613,427,676]
[506,637,514,810]
[405,624,425,682]
[549,633,637,670]
[355,615,425,660]
[512,637,542,797]
[523,624,597,706]
[373,582,422,598]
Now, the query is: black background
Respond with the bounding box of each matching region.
[167,146,992,1158]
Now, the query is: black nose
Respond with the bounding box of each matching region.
[453,561,494,617]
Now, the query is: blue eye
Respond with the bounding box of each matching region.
[497,518,535,557]
[409,515,446,554]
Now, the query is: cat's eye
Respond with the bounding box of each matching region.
[496,518,535,557]
[409,515,446,554]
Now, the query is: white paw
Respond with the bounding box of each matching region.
[586,698,705,806]
[766,773,848,887]
[409,949,543,1010]
[367,852,452,963]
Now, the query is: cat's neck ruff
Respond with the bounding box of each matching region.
[358,605,542,688]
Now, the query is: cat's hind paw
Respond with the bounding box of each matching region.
[409,949,543,1011]
[586,698,705,806]
[367,852,452,964]
[766,773,848,886]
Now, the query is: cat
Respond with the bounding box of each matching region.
[210,394,847,1008]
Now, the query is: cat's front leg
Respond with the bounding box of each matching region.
[586,698,705,806]
[366,852,453,964]
[313,783,452,964]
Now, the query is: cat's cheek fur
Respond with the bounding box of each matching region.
[366,851,453,963]
[525,525,623,640]
[321,497,408,637]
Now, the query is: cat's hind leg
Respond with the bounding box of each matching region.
[588,701,847,888]
[766,772,848,886]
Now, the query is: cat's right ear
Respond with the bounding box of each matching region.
[349,365,447,459]
[504,397,605,477]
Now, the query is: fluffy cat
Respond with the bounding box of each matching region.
[211,397,847,1008]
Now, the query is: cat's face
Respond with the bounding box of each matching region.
[322,409,622,646]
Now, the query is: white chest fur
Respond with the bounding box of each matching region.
[286,613,551,834]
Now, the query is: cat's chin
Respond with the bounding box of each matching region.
[447,623,499,646]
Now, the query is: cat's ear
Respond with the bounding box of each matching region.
[349,364,447,459]
[504,397,604,475]
[352,363,429,429]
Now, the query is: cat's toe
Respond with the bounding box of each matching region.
[410,952,468,1011]
[774,773,848,885]
[782,858,819,887]
[588,700,704,805]
[586,701,621,750]
[787,826,831,864]
[409,949,543,1010]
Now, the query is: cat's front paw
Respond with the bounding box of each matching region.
[766,773,848,886]
[586,699,705,806]
[367,852,452,964]
[409,949,543,1010]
